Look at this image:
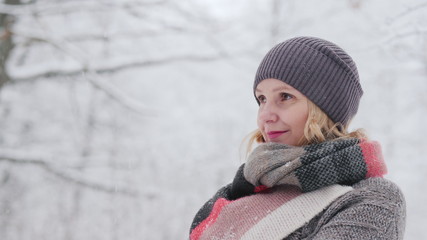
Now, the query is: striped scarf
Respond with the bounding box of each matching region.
[190,138,387,240]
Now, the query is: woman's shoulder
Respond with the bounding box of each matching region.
[330,177,407,226]
[350,177,405,203]
[305,178,407,239]
[323,177,406,225]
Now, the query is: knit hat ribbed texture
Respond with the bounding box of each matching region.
[254,36,363,125]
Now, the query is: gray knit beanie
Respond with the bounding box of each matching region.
[254,36,363,125]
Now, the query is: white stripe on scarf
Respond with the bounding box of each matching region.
[241,184,353,240]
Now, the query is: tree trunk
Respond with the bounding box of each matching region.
[0,0,22,90]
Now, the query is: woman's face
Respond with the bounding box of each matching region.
[255,78,309,146]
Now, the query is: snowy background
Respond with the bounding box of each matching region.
[0,0,426,239]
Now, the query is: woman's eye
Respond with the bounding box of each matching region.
[257,95,266,103]
[280,93,293,101]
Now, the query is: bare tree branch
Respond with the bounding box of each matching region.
[10,28,222,115]
[83,71,158,115]
[0,151,139,197]
[0,0,167,16]
[386,2,427,25]
[7,52,221,116]
[381,29,427,45]
[10,54,222,81]
[9,24,222,106]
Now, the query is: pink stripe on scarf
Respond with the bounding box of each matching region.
[360,140,387,177]
[199,186,302,239]
[254,185,268,193]
[190,198,231,240]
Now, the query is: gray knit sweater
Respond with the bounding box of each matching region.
[286,177,406,239]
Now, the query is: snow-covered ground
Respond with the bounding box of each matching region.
[0,0,426,239]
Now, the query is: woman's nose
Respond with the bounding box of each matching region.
[258,102,279,123]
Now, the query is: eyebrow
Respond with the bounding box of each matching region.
[255,86,293,93]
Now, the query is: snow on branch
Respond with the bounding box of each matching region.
[11,53,222,82]
[386,2,427,25]
[0,0,167,16]
[9,55,221,115]
[0,3,27,15]
[0,151,139,198]
[83,71,157,115]
[10,26,89,67]
[382,29,427,45]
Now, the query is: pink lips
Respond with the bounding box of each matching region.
[267,131,288,139]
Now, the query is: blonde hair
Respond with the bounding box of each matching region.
[245,100,366,153]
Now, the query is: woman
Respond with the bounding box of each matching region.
[189,36,406,240]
